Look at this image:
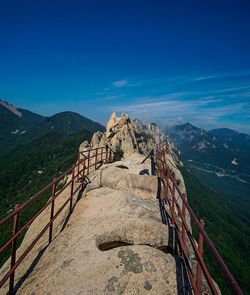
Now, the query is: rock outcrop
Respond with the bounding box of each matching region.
[0,99,22,117]
[87,112,165,154]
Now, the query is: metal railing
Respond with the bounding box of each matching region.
[0,145,114,294]
[155,141,243,295]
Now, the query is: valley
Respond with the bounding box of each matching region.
[167,122,250,294]
[180,167,250,295]
[185,160,250,203]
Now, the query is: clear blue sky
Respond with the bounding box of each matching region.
[0,0,250,133]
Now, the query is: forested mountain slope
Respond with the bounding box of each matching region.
[0,129,93,219]
[0,99,104,155]
[181,166,250,295]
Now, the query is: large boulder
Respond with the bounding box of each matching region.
[83,112,165,155]
[91,131,103,146]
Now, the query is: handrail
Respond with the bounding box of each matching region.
[141,149,153,164]
[0,157,90,228]
[105,141,116,153]
[0,145,114,294]
[156,141,244,295]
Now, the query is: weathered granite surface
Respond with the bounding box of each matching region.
[0,153,185,295]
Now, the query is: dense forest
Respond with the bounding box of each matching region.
[181,166,250,295]
[0,129,92,266]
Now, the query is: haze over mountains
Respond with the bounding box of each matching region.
[168,122,250,176]
[167,122,250,201]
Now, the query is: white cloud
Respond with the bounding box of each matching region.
[112,80,128,88]
[192,75,218,81]
[110,70,250,92]
[98,70,250,133]
[100,94,250,133]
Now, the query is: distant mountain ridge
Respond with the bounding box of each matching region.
[168,122,250,176]
[0,99,105,155]
[0,99,105,222]
[0,100,22,117]
[168,122,250,294]
[0,99,45,133]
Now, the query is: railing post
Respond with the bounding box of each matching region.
[49,178,56,244]
[80,158,85,190]
[77,153,80,182]
[87,150,90,174]
[95,149,98,170]
[109,147,111,163]
[196,219,205,293]
[150,150,153,175]
[82,158,84,180]
[110,148,113,163]
[105,146,109,163]
[70,165,75,213]
[82,153,86,180]
[181,193,186,247]
[9,204,20,295]
[101,147,103,163]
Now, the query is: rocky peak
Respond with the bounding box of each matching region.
[177,122,198,131]
[148,122,161,135]
[84,112,165,155]
[0,99,22,117]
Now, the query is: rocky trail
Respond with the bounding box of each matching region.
[0,113,196,294]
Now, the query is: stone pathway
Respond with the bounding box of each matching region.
[1,153,188,295]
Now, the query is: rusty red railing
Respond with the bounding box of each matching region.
[0,145,114,294]
[156,141,243,295]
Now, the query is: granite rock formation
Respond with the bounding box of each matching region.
[85,112,165,154]
[0,113,207,295]
[0,152,188,295]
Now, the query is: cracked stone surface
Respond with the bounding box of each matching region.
[0,152,183,295]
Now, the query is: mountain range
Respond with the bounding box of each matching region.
[167,122,250,202]
[167,123,250,293]
[0,99,104,219]
[168,122,250,176]
[0,99,104,155]
[0,100,249,293]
